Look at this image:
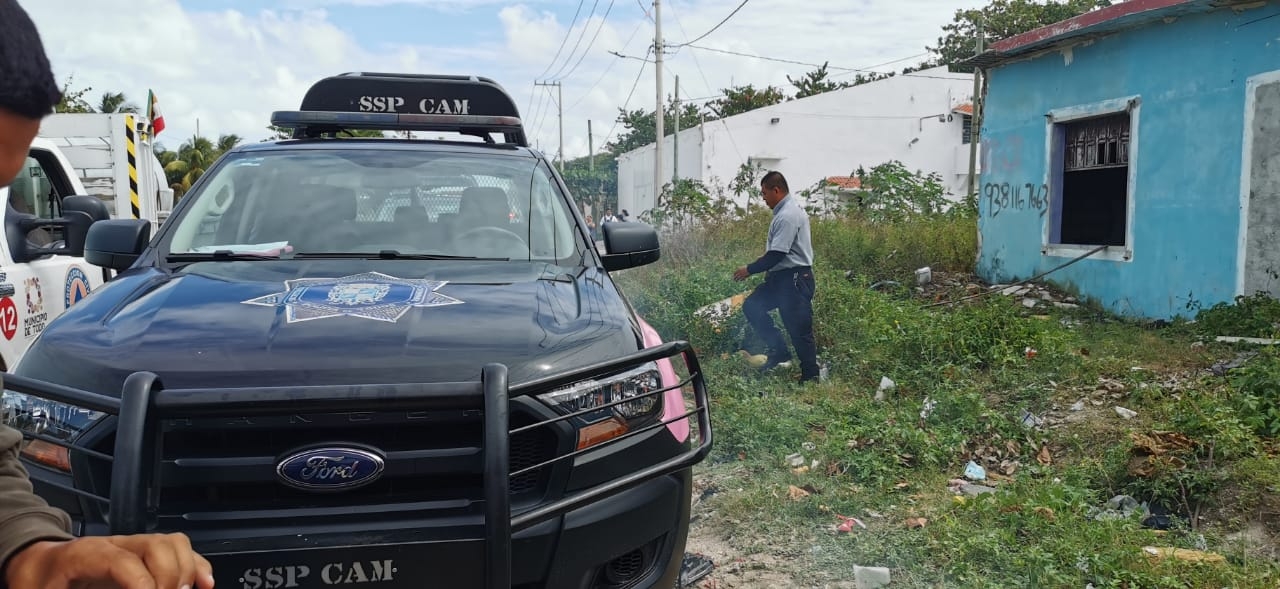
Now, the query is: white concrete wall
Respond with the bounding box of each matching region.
[618,66,978,217]
[617,126,703,219]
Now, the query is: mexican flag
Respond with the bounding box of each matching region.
[147,90,165,136]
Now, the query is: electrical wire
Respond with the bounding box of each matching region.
[535,0,589,81]
[567,20,646,110]
[666,0,750,48]
[666,1,743,164]
[636,0,653,22]
[548,0,604,81]
[600,48,651,149]
[551,0,620,83]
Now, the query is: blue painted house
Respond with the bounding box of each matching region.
[969,0,1280,319]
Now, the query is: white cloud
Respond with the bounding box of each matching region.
[23,0,985,158]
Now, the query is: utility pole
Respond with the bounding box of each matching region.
[673,75,680,184]
[534,81,564,171]
[966,17,985,204]
[653,0,664,210]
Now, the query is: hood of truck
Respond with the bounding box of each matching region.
[17,260,643,394]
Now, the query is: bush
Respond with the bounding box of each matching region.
[1193,292,1280,338]
[1229,348,1280,438]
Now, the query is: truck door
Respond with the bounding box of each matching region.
[0,146,107,370]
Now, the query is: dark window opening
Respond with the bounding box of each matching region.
[1055,113,1130,247]
[962,115,973,145]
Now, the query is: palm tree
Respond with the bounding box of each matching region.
[162,134,244,198]
[98,91,139,114]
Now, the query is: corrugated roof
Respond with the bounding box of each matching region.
[963,0,1240,70]
[952,103,974,115]
[825,176,862,190]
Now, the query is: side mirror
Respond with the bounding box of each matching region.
[85,219,151,271]
[4,196,103,262]
[600,221,661,271]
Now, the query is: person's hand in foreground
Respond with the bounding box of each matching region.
[4,533,214,589]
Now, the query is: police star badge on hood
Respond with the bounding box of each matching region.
[242,272,463,323]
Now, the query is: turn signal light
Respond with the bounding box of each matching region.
[577,417,628,450]
[21,440,70,472]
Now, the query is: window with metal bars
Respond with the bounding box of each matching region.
[1051,112,1131,248]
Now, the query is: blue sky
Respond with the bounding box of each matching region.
[23,0,986,158]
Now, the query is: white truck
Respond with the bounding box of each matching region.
[38,113,173,231]
[0,113,167,371]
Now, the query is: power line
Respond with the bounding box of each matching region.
[567,20,645,110]
[666,1,742,164]
[548,0,604,81]
[551,0,620,83]
[601,48,652,149]
[685,44,932,75]
[636,0,653,22]
[535,0,589,81]
[830,53,935,78]
[667,0,750,48]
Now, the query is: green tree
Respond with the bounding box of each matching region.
[97,92,139,114]
[560,152,619,213]
[788,63,852,99]
[930,0,1112,72]
[705,84,786,118]
[264,125,386,141]
[54,76,94,113]
[160,134,243,198]
[606,101,706,155]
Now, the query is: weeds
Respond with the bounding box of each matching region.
[616,195,1280,587]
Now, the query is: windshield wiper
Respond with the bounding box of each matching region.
[166,251,288,263]
[293,251,510,261]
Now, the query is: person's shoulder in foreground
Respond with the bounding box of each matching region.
[0,2,215,588]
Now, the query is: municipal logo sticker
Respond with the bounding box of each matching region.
[242,272,463,323]
[64,268,91,307]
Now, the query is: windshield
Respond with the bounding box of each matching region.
[164,149,583,262]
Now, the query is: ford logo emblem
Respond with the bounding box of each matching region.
[275,446,386,492]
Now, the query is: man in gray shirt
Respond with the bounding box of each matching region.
[733,171,818,382]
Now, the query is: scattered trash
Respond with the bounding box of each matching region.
[1020,409,1044,428]
[835,515,867,533]
[874,376,896,402]
[1024,347,1038,359]
[1036,445,1053,465]
[1053,302,1080,309]
[869,280,901,291]
[964,461,987,481]
[864,509,885,519]
[1089,495,1149,521]
[904,517,928,529]
[915,266,933,286]
[739,350,769,368]
[802,442,817,452]
[1130,431,1195,456]
[1142,547,1226,564]
[786,453,805,468]
[788,485,811,501]
[1191,341,1205,349]
[678,553,715,588]
[696,293,748,327]
[1210,351,1258,376]
[1022,298,1039,309]
[1070,400,1085,412]
[950,477,997,496]
[919,397,937,422]
[819,362,831,382]
[792,466,810,475]
[1114,406,1138,420]
[1000,285,1023,296]
[1033,506,1057,521]
[853,565,892,589]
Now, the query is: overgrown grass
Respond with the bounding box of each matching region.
[614,213,1280,588]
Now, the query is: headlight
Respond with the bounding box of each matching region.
[537,363,666,450]
[2,391,104,472]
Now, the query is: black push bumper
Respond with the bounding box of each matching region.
[4,341,712,589]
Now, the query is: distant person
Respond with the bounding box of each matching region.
[601,209,620,223]
[732,171,819,383]
[0,1,215,587]
[585,214,598,241]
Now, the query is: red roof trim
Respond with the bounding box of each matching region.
[990,0,1194,53]
[825,176,862,190]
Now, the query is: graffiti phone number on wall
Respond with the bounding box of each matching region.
[984,182,1049,218]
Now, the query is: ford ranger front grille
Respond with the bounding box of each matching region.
[3,341,712,589]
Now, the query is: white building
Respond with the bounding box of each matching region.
[616,66,978,219]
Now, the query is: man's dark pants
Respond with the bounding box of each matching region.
[742,267,818,380]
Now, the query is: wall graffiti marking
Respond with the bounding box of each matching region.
[984,182,1049,218]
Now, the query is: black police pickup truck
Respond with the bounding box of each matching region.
[1,73,711,589]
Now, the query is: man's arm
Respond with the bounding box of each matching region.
[0,425,72,572]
